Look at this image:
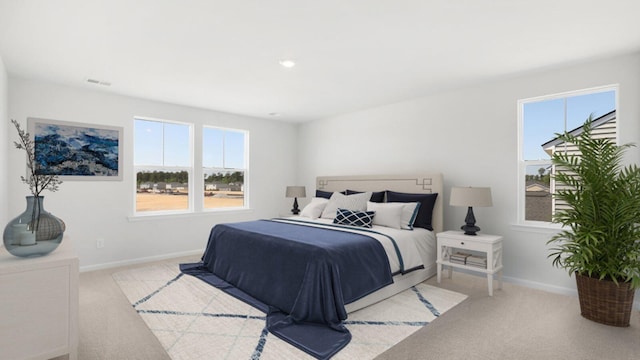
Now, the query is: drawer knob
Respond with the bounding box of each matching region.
[460,241,465,245]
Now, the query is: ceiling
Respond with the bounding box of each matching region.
[1,1,639,122]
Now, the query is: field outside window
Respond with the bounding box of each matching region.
[134,118,192,213]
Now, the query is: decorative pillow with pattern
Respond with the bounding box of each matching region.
[333,208,376,228]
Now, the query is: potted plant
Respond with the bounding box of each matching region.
[547,116,640,327]
[2,120,65,257]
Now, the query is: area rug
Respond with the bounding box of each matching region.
[113,262,467,360]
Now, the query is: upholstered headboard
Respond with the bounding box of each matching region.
[316,174,444,234]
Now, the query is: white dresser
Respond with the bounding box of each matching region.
[0,238,78,360]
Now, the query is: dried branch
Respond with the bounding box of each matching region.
[11,119,63,197]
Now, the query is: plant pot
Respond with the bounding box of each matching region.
[2,196,65,258]
[575,272,634,327]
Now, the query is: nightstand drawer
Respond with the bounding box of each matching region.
[439,237,487,252]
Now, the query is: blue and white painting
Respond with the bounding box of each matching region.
[29,118,123,180]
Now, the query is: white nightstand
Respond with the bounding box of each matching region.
[436,230,503,296]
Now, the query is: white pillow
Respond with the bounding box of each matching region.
[300,197,329,219]
[399,202,421,230]
[367,201,404,229]
[321,191,372,219]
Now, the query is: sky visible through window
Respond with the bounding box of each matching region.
[134,120,245,170]
[203,127,245,169]
[523,90,615,161]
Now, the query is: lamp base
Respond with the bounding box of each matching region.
[460,224,480,236]
[461,206,480,236]
[291,197,300,215]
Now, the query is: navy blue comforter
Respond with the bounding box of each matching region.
[180,219,394,359]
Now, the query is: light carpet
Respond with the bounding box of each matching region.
[113,263,467,360]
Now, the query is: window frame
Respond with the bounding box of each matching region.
[516,84,618,228]
[202,125,249,212]
[133,116,194,216]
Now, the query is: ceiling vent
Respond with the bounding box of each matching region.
[86,78,111,86]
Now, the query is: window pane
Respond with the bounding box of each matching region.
[522,99,563,161]
[136,170,189,212]
[524,164,552,222]
[134,119,163,166]
[224,130,245,169]
[164,123,190,167]
[204,170,244,209]
[566,90,616,131]
[203,127,224,168]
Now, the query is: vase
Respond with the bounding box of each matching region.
[2,196,65,257]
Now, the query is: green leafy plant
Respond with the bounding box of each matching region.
[547,116,640,289]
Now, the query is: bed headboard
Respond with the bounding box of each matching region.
[316,174,444,234]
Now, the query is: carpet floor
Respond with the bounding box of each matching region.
[113,261,467,360]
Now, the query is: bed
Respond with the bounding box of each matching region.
[181,173,443,359]
[316,174,443,312]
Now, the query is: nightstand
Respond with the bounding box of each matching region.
[436,230,503,296]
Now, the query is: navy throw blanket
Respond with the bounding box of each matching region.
[180,220,394,359]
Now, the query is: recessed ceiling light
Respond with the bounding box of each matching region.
[279,59,296,68]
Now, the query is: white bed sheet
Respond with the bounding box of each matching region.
[274,216,436,277]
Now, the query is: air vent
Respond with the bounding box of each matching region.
[86,78,111,86]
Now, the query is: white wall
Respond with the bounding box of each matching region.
[0,56,8,230]
[7,77,298,269]
[298,52,640,297]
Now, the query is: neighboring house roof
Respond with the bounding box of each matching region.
[526,182,549,192]
[541,110,616,154]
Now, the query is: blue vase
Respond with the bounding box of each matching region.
[3,196,65,257]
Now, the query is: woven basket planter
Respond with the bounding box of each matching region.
[575,272,635,327]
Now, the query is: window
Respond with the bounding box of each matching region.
[134,118,192,213]
[133,117,248,215]
[203,126,247,210]
[518,86,617,224]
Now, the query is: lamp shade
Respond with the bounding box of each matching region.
[450,187,492,207]
[285,186,306,198]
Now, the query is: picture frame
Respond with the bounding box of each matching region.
[27,117,124,181]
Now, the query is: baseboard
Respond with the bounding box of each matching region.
[502,275,577,297]
[81,253,640,310]
[79,249,204,273]
[503,275,640,310]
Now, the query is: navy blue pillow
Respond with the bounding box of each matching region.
[333,208,376,228]
[345,189,385,203]
[386,191,438,231]
[316,190,333,199]
[315,189,347,199]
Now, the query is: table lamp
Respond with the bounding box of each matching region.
[450,186,492,235]
[285,186,306,215]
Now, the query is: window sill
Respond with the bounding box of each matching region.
[127,208,253,222]
[510,222,562,235]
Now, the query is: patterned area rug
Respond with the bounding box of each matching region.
[113,262,467,360]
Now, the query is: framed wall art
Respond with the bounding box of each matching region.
[28,117,123,181]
